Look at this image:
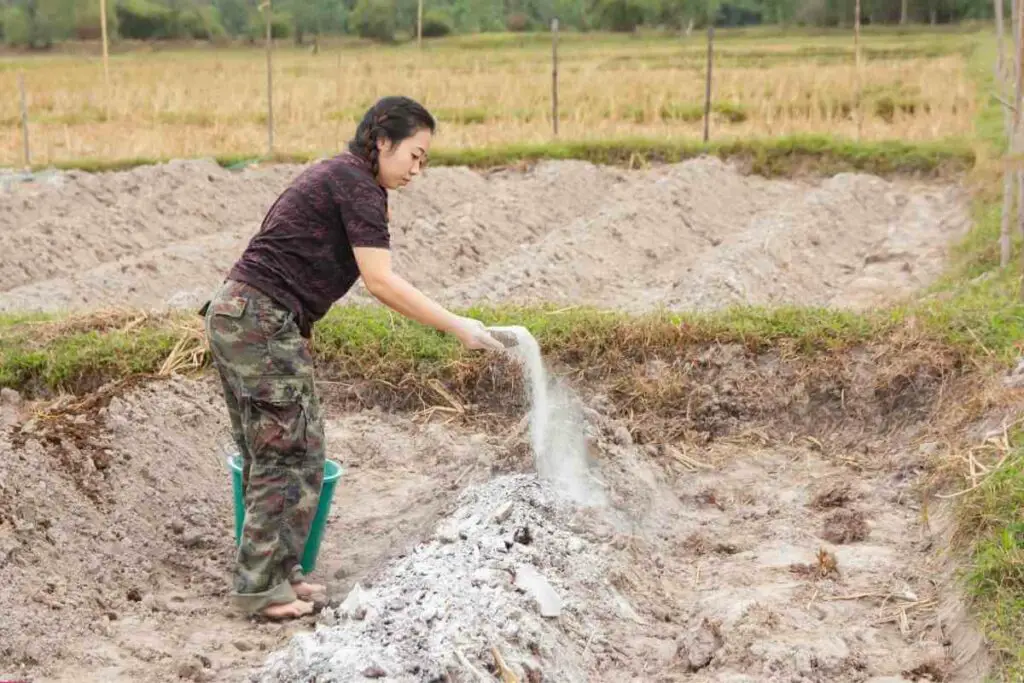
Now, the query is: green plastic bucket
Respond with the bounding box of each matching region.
[228,453,343,574]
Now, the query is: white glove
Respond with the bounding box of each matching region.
[450,316,505,352]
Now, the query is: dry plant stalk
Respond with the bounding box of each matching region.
[667,444,713,471]
[1000,0,1024,268]
[453,650,492,683]
[158,319,208,377]
[491,646,521,683]
[854,0,863,140]
[935,419,1017,500]
[790,547,840,580]
[816,547,839,578]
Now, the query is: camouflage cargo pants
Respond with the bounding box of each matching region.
[203,279,325,614]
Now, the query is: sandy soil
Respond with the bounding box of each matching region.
[0,372,986,683]
[0,157,969,314]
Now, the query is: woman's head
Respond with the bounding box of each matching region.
[348,96,436,190]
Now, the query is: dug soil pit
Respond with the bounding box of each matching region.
[0,157,969,314]
[0,376,508,682]
[0,338,999,682]
[260,443,965,683]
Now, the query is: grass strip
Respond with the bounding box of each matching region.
[954,442,1024,683]
[0,300,1014,399]
[928,35,1024,682]
[12,135,975,178]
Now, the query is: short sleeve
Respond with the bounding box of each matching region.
[335,172,390,249]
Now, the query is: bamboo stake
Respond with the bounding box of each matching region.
[1016,0,1024,255]
[264,0,274,156]
[100,0,110,118]
[703,22,713,143]
[854,0,862,141]
[551,18,559,137]
[997,0,1007,88]
[417,0,423,48]
[1016,0,1024,295]
[1000,0,1015,267]
[18,72,30,169]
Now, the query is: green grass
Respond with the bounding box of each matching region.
[413,135,974,176]
[17,135,975,178]
[0,301,992,398]
[430,24,984,51]
[0,306,870,395]
[585,43,973,69]
[0,321,182,394]
[958,452,1024,681]
[910,31,1024,681]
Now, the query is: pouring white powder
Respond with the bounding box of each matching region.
[487,325,606,507]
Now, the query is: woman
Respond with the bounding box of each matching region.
[202,95,505,621]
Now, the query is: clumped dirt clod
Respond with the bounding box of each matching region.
[823,509,871,544]
[811,482,854,509]
[683,532,711,555]
[675,618,725,673]
[790,547,842,580]
[903,660,951,681]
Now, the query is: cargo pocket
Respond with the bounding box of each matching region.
[241,376,313,468]
[209,296,247,319]
[204,295,250,364]
[205,297,248,337]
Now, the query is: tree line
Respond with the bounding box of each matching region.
[0,0,995,48]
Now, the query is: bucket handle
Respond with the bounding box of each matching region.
[215,436,240,473]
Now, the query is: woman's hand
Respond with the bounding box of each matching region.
[448,316,505,351]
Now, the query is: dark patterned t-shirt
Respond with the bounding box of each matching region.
[226,152,389,338]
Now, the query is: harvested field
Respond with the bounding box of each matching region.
[0,156,969,315]
[0,32,978,165]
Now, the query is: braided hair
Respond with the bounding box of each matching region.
[348,96,436,180]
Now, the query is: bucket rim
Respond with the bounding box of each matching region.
[227,453,344,482]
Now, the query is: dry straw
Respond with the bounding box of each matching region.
[0,41,974,166]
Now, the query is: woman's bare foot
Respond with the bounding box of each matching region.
[259,599,314,620]
[291,581,326,599]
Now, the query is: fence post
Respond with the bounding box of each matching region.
[18,72,30,169]
[1016,0,1024,297]
[854,0,862,140]
[418,0,424,48]
[100,0,110,118]
[552,18,559,137]
[264,0,274,156]
[1016,0,1024,249]
[703,22,714,143]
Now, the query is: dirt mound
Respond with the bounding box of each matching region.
[440,160,969,313]
[0,160,295,293]
[0,157,969,314]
